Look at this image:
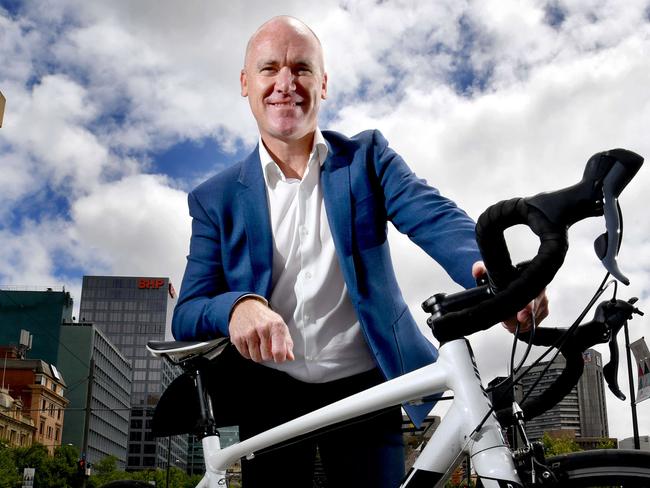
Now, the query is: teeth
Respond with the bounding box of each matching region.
[269,102,301,106]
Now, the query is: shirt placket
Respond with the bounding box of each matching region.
[299,162,316,365]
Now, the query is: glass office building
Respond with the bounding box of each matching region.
[520,348,609,441]
[58,322,132,468]
[79,276,187,471]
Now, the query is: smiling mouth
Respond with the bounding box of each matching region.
[268,101,303,107]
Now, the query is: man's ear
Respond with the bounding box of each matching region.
[321,72,328,100]
[240,69,248,97]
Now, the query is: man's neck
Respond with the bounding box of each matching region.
[262,131,315,180]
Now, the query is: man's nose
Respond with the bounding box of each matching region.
[275,66,296,92]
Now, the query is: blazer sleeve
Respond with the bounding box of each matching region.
[370,130,482,289]
[171,191,252,340]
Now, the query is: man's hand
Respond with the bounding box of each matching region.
[471,261,549,333]
[229,298,295,363]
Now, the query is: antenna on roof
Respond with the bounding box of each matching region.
[17,329,32,360]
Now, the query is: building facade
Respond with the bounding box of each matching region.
[620,435,650,450]
[58,322,132,468]
[1,352,69,454]
[0,388,35,448]
[79,276,186,471]
[520,349,609,441]
[0,288,73,365]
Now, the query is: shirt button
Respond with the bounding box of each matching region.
[305,271,312,280]
[300,226,308,236]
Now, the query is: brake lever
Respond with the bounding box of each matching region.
[596,150,643,284]
[526,149,643,284]
[596,297,644,400]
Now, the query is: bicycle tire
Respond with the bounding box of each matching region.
[544,449,650,486]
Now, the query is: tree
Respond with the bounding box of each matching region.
[87,455,125,487]
[541,432,582,456]
[596,437,616,449]
[13,443,50,485]
[0,443,20,487]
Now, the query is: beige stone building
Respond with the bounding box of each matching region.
[0,388,36,447]
[2,347,69,454]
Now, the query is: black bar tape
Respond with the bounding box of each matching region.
[432,199,568,342]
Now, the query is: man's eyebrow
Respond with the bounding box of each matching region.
[256,59,277,68]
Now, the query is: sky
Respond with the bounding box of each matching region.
[1,0,649,443]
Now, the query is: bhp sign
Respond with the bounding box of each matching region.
[138,278,165,289]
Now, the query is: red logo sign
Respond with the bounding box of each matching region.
[138,278,165,289]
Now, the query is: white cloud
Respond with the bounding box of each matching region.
[1,0,649,442]
[69,174,191,287]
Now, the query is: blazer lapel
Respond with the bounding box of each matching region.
[237,147,274,297]
[321,140,358,294]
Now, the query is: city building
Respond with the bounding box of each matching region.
[0,388,35,448]
[620,435,650,451]
[0,287,73,365]
[519,349,609,441]
[58,322,132,468]
[79,276,186,471]
[0,347,69,454]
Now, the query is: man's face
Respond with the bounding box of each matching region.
[241,21,327,145]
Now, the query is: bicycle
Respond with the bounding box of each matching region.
[143,148,649,487]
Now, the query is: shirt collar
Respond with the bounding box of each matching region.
[259,128,329,186]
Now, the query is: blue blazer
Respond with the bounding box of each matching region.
[172,129,481,425]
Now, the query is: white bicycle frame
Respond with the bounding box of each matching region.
[151,338,523,488]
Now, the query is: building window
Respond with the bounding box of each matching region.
[39,420,45,435]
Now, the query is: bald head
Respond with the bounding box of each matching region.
[244,16,325,73]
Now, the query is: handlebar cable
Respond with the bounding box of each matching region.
[514,272,613,408]
[474,272,613,441]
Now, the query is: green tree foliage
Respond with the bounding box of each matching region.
[0,443,204,488]
[541,432,583,456]
[596,437,616,449]
[0,442,21,487]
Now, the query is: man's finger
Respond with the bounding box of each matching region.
[270,323,293,363]
[258,324,273,362]
[246,335,262,363]
[233,337,251,360]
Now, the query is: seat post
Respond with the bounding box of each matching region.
[192,365,219,439]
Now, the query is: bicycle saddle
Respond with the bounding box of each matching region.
[146,337,230,363]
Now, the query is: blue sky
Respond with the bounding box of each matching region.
[2,0,650,440]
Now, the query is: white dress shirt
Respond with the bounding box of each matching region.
[259,129,376,383]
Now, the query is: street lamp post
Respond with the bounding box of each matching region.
[624,323,641,449]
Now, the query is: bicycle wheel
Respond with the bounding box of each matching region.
[545,449,650,486]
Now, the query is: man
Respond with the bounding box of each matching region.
[173,16,547,487]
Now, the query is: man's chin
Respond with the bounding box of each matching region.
[264,124,314,142]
